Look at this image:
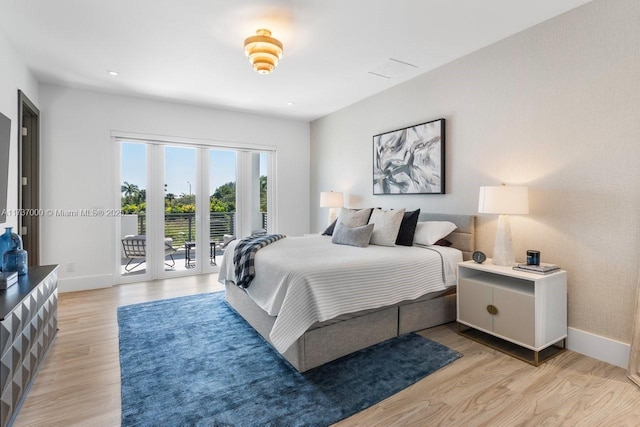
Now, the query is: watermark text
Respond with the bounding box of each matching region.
[1,209,123,217]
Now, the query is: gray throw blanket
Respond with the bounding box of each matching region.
[234,234,286,289]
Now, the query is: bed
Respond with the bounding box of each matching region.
[219,212,475,372]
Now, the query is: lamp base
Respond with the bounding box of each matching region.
[492,214,516,266]
[328,208,338,226]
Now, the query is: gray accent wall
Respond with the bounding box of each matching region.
[310,0,640,345]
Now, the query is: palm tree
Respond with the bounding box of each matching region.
[121,182,140,198]
[260,175,267,212]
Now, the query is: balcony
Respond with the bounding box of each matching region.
[120,211,267,275]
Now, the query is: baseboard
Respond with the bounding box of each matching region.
[58,274,113,293]
[568,327,630,369]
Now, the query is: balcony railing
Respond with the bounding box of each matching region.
[135,212,267,248]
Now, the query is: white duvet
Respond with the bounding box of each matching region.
[218,234,461,353]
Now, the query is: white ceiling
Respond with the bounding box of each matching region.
[0,0,592,121]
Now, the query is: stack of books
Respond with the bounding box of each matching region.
[0,271,18,290]
[513,263,560,275]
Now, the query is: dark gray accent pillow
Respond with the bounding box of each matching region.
[395,209,421,246]
[435,238,453,247]
[331,222,374,248]
[322,219,337,236]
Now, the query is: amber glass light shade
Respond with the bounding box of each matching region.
[244,29,284,74]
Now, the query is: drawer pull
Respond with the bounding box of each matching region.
[487,304,498,315]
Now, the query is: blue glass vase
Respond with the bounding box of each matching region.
[0,227,21,271]
[3,248,28,275]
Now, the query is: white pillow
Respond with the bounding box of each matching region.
[368,208,405,246]
[413,221,457,246]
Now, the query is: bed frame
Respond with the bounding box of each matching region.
[225,213,475,372]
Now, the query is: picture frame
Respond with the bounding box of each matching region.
[373,118,445,195]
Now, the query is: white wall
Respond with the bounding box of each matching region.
[310,0,640,350]
[39,85,310,292]
[0,27,39,229]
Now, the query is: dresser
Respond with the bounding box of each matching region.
[0,265,58,427]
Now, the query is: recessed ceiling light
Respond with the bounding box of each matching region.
[107,70,119,76]
[287,102,295,106]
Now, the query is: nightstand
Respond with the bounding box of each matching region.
[457,260,567,366]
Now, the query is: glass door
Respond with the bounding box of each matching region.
[116,138,275,283]
[119,142,150,281]
[208,149,237,269]
[259,152,271,234]
[162,145,198,276]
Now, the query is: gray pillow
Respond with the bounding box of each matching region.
[331,221,374,248]
[338,208,373,227]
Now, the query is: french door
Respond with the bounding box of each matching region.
[115,137,274,283]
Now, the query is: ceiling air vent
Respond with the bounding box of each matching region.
[368,58,417,79]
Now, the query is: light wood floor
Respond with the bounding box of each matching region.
[14,275,640,427]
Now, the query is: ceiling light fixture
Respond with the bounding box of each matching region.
[107,70,119,76]
[244,29,283,75]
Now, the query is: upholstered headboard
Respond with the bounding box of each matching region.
[418,213,476,261]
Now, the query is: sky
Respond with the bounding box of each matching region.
[121,142,266,197]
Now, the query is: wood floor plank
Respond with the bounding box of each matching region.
[12,275,640,426]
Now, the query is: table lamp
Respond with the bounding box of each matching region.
[320,191,343,226]
[478,185,529,266]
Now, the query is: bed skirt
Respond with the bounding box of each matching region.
[225,282,456,372]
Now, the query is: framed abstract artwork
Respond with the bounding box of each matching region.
[373,118,445,195]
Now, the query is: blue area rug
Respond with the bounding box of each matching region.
[118,292,461,426]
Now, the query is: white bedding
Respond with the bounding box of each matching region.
[218,234,461,353]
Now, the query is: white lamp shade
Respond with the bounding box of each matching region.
[320,191,344,208]
[478,186,529,215]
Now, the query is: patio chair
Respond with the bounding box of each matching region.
[121,235,177,272]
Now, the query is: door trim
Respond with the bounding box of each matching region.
[18,90,40,266]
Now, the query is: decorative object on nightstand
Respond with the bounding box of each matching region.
[513,262,560,275]
[457,260,567,366]
[320,191,343,226]
[478,184,529,266]
[526,250,540,265]
[472,251,486,264]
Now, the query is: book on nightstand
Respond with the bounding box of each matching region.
[0,271,18,289]
[513,263,560,275]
